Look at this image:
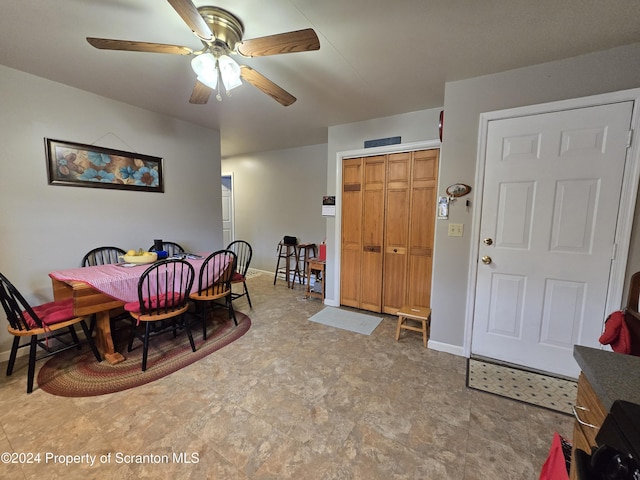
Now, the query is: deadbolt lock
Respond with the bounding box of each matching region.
[483,238,493,246]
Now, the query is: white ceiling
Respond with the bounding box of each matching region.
[1,0,639,157]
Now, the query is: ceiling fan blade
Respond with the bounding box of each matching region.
[167,0,213,41]
[236,28,320,57]
[87,37,193,55]
[189,80,212,104]
[240,66,296,106]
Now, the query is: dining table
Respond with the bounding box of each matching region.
[49,254,213,364]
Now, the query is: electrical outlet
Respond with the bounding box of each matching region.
[448,223,463,237]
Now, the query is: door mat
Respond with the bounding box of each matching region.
[466,357,577,415]
[309,307,382,335]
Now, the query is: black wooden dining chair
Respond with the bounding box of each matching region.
[190,250,237,340]
[124,259,195,371]
[81,246,126,267]
[226,240,253,309]
[0,271,101,393]
[148,241,185,257]
[81,246,128,334]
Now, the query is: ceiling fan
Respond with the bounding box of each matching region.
[86,0,320,106]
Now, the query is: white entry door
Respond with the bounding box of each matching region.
[221,175,234,246]
[471,101,633,378]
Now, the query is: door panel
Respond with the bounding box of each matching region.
[383,153,410,313]
[486,273,525,338]
[472,101,633,378]
[406,149,439,309]
[407,253,433,308]
[540,278,585,348]
[361,156,385,311]
[496,181,535,249]
[550,179,599,253]
[340,158,363,308]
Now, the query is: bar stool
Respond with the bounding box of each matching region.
[295,243,317,285]
[274,240,299,288]
[395,305,431,348]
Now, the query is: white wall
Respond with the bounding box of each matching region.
[0,65,223,355]
[434,42,640,350]
[221,143,328,272]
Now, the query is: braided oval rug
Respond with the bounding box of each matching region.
[37,311,250,397]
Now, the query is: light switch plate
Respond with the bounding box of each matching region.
[448,223,463,237]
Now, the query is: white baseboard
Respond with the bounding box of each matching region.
[427,340,465,357]
[0,346,23,364]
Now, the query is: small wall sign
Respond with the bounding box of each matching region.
[322,196,336,216]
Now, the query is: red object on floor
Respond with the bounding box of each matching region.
[539,432,570,480]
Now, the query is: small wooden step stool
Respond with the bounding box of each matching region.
[305,259,325,301]
[395,305,431,348]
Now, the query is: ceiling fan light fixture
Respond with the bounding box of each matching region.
[88,2,319,106]
[218,54,242,92]
[191,53,218,89]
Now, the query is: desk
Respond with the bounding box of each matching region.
[50,255,210,365]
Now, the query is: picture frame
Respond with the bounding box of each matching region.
[45,138,164,193]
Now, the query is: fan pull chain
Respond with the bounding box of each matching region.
[215,64,223,102]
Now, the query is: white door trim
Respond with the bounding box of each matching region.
[221,172,235,245]
[330,139,442,307]
[463,88,640,358]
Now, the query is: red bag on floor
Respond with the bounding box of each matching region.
[539,432,571,480]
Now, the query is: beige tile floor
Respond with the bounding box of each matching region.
[0,273,574,479]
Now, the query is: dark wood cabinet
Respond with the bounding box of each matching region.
[569,373,606,480]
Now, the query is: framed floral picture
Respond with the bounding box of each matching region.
[45,138,163,193]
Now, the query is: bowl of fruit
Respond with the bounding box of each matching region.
[120,249,158,265]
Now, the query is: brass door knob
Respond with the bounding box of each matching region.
[481,256,492,265]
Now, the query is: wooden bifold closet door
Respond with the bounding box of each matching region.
[340,149,438,314]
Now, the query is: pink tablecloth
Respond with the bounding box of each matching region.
[49,255,213,303]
